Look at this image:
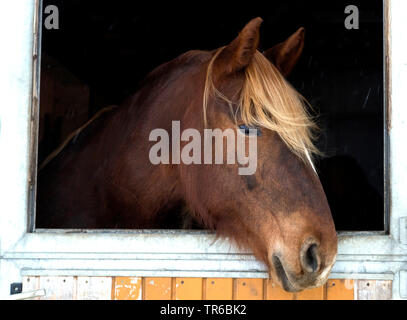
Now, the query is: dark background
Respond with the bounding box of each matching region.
[39,0,385,231]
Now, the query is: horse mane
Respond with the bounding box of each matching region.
[38,105,118,171]
[203,47,321,165]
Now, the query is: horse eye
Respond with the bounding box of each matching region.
[238,125,261,136]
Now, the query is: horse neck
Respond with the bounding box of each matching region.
[38,58,207,228]
[121,64,209,222]
[105,74,205,224]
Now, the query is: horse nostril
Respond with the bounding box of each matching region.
[300,243,320,274]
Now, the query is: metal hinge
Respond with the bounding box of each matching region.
[10,283,22,295]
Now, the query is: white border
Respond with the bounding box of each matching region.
[0,0,406,299]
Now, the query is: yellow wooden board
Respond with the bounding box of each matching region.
[265,279,295,300]
[174,278,203,300]
[205,278,233,300]
[234,279,263,300]
[144,277,172,300]
[113,277,142,300]
[296,286,324,300]
[22,276,360,300]
[326,279,354,300]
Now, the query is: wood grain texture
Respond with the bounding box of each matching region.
[22,276,41,300]
[356,280,392,300]
[23,277,394,300]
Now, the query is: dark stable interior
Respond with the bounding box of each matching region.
[38,0,384,231]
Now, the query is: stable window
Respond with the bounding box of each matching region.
[34,0,386,232]
[0,0,406,299]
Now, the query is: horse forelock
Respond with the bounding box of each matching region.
[203,48,321,168]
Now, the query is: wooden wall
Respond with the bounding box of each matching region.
[21,276,392,300]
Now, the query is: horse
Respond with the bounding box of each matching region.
[36,17,338,292]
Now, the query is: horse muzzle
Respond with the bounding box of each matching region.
[271,241,337,292]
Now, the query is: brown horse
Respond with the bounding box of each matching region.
[37,17,337,292]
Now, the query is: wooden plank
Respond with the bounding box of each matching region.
[326,279,354,300]
[39,276,76,300]
[23,276,40,291]
[234,279,263,300]
[76,277,112,300]
[22,276,41,300]
[174,278,203,300]
[18,276,361,300]
[356,280,392,300]
[113,277,142,300]
[296,286,324,300]
[144,277,172,300]
[205,278,233,300]
[265,279,294,300]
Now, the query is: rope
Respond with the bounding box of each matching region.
[38,105,118,171]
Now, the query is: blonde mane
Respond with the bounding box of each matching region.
[203,48,321,167]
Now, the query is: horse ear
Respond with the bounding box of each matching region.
[263,27,305,77]
[215,17,263,75]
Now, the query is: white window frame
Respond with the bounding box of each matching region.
[0,0,406,300]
